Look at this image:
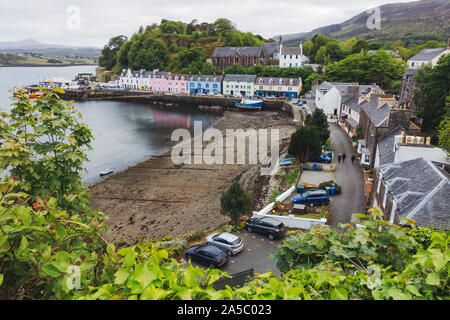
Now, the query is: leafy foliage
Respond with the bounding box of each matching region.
[0,88,93,208]
[325,51,406,90]
[414,54,450,133]
[288,126,322,164]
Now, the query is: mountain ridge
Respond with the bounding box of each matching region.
[275,0,450,46]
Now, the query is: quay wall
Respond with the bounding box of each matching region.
[55,89,291,114]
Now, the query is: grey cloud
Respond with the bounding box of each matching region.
[0,0,413,47]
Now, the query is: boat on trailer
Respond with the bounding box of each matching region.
[235,96,263,110]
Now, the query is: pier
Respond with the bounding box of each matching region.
[50,89,296,116]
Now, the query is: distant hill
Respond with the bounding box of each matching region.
[0,39,101,59]
[277,0,450,47]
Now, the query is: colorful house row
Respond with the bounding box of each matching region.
[117,69,302,98]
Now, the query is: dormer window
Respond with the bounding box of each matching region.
[269,79,273,85]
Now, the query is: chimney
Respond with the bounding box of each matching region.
[378,94,396,108]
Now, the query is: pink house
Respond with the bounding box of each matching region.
[151,71,170,93]
[167,74,188,95]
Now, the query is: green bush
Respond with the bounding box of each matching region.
[318,180,342,195]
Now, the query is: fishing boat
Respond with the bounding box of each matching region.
[99,168,114,177]
[29,92,46,99]
[235,96,263,110]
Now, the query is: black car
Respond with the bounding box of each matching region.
[185,244,229,268]
[245,217,286,240]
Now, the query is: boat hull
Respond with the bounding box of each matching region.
[234,101,263,110]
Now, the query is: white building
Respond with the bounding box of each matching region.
[315,81,382,117]
[117,69,153,90]
[223,74,257,97]
[279,43,310,68]
[407,42,449,68]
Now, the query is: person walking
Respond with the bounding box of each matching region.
[337,154,342,163]
[351,154,356,164]
[342,153,347,163]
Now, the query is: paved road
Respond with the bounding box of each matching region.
[328,123,365,229]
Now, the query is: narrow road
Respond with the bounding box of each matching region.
[328,122,365,229]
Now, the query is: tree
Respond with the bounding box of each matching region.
[352,39,370,54]
[306,108,330,145]
[98,35,128,70]
[211,18,235,36]
[413,54,450,133]
[325,51,406,90]
[220,182,252,225]
[0,88,93,207]
[288,126,322,164]
[437,110,450,158]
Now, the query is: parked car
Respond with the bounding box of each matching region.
[276,96,287,101]
[292,189,330,206]
[206,232,244,256]
[185,244,229,268]
[310,155,332,163]
[245,217,286,240]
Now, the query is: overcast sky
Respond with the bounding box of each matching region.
[0,0,416,48]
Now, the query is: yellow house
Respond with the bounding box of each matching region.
[254,77,303,98]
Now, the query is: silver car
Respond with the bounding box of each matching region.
[206,232,244,256]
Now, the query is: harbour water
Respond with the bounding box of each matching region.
[0,66,219,185]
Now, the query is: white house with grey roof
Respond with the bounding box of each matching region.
[315,81,382,117]
[407,42,449,68]
[279,43,310,68]
[372,157,449,230]
[223,74,257,97]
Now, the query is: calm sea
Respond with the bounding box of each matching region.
[0,66,219,185]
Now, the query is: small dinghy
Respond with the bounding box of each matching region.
[100,168,114,177]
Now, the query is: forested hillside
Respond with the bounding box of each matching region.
[99,18,267,75]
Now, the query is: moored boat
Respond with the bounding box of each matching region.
[235,96,263,110]
[100,168,114,177]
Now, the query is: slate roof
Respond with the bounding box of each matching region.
[342,95,362,113]
[378,157,449,229]
[255,77,301,86]
[367,49,401,58]
[223,74,257,83]
[188,75,224,83]
[408,48,447,61]
[361,100,392,128]
[377,126,403,166]
[405,68,418,76]
[212,46,264,58]
[262,42,279,57]
[317,81,381,97]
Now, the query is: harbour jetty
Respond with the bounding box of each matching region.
[52,89,296,116]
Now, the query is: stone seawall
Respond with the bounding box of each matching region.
[56,89,291,114]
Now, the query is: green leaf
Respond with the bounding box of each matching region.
[114,268,130,285]
[406,285,422,297]
[41,263,62,277]
[425,273,440,286]
[0,274,3,286]
[118,247,137,268]
[330,288,348,300]
[388,287,411,300]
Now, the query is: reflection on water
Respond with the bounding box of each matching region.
[76,100,219,186]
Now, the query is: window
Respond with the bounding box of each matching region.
[382,188,388,208]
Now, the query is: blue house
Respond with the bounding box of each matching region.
[188,75,223,96]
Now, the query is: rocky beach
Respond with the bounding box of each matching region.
[89,110,299,245]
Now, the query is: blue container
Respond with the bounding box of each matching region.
[330,187,336,196]
[313,164,318,171]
